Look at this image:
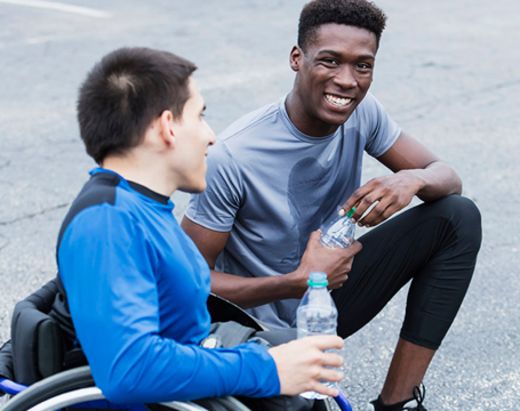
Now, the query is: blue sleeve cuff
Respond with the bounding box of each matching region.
[227,342,281,398]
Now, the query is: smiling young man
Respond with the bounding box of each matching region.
[182,1,482,410]
[55,46,344,407]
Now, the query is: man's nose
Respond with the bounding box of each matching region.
[208,128,217,146]
[334,66,357,89]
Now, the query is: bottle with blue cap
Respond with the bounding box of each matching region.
[296,271,339,399]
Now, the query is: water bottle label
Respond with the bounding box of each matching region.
[320,210,356,249]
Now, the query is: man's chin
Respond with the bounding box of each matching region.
[179,180,206,194]
[321,108,355,127]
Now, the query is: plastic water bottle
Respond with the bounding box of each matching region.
[296,272,339,399]
[320,207,356,248]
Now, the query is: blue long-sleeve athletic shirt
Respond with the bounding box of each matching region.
[57,168,280,403]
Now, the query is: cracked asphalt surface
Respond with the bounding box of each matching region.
[0,1,519,409]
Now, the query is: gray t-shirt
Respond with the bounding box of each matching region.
[186,93,401,329]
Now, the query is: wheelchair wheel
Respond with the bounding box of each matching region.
[2,366,95,411]
[159,396,250,411]
[187,397,251,411]
[21,386,104,410]
[2,366,252,411]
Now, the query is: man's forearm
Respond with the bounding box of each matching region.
[405,161,462,202]
[211,270,304,308]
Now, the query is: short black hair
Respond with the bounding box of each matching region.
[77,47,197,164]
[298,0,387,50]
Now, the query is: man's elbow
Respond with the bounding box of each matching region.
[426,162,463,199]
[98,372,146,404]
[416,173,462,202]
[92,356,150,404]
[450,170,463,195]
[454,178,463,195]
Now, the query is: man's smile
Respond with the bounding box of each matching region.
[324,93,355,109]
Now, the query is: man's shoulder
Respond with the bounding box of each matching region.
[57,172,132,246]
[346,92,392,133]
[350,92,382,122]
[219,99,282,143]
[71,172,120,212]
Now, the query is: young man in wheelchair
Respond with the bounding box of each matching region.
[0,47,344,409]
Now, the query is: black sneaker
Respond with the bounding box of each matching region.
[366,384,427,411]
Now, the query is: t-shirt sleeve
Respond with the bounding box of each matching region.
[185,142,243,232]
[360,93,402,158]
[58,206,280,403]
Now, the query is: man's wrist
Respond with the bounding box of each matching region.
[400,169,427,194]
[284,269,307,299]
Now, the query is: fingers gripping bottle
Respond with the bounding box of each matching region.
[320,207,356,248]
[296,272,339,399]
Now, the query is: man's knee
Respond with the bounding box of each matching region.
[438,194,481,220]
[432,195,482,250]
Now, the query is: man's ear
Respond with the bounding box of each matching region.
[289,46,303,72]
[158,110,176,146]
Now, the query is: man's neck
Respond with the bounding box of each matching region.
[286,90,339,137]
[101,155,176,197]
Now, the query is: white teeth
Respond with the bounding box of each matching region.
[325,94,352,107]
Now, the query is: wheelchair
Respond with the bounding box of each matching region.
[0,280,336,411]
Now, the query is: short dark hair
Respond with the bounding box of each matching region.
[77,47,197,164]
[298,0,387,50]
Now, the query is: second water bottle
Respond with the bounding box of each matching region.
[296,272,339,399]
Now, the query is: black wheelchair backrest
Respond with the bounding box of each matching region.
[11,280,66,385]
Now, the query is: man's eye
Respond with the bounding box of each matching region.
[321,58,339,66]
[356,63,372,72]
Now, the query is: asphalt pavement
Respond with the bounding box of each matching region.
[0,1,519,409]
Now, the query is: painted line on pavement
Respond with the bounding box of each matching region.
[0,0,110,19]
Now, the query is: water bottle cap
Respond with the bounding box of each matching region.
[346,207,356,218]
[308,272,328,287]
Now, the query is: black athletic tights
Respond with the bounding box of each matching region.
[331,195,482,349]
